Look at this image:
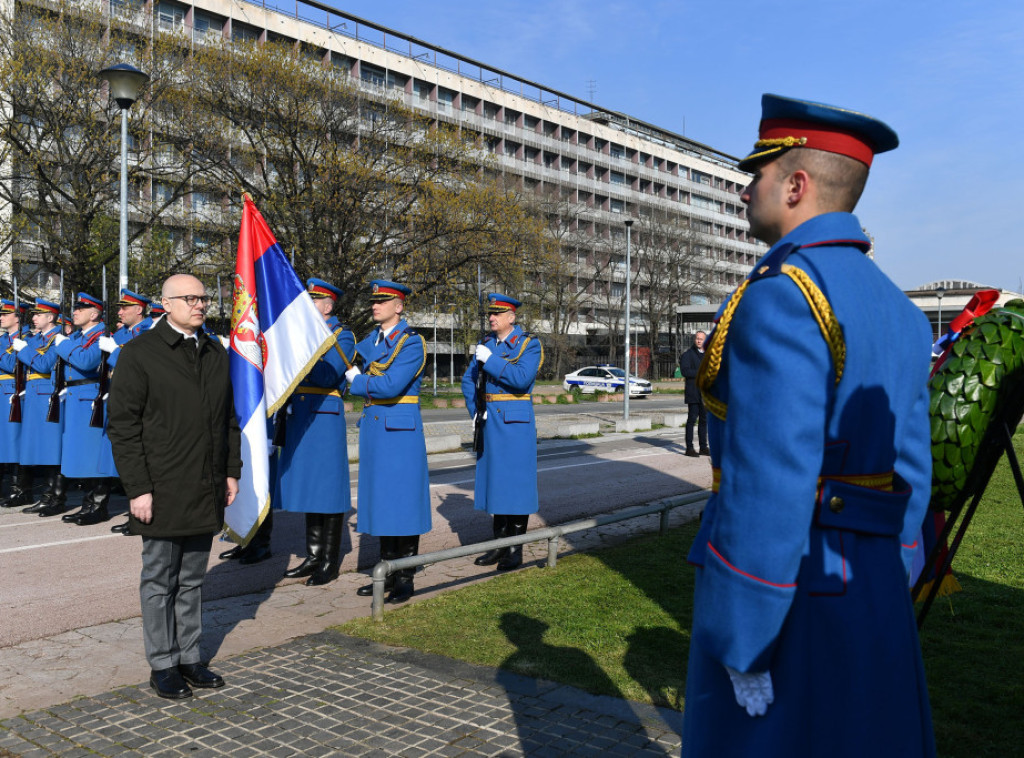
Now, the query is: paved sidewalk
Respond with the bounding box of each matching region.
[0,500,701,756]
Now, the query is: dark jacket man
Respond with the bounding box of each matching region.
[108,316,241,537]
[679,331,709,456]
[107,275,241,701]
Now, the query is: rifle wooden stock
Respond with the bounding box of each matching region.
[8,361,24,424]
[46,358,64,424]
[89,352,108,428]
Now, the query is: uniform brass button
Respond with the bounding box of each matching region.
[829,496,844,513]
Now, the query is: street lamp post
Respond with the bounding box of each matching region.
[623,219,633,422]
[936,285,946,339]
[98,64,149,293]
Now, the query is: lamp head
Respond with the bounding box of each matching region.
[98,63,149,109]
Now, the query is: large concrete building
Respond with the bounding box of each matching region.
[9,0,764,375]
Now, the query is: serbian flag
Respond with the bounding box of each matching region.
[225,196,334,545]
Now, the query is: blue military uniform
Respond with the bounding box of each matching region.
[17,299,66,515]
[682,96,935,758]
[347,280,430,602]
[106,289,153,533]
[461,294,543,570]
[0,301,22,465]
[274,278,357,585]
[0,300,29,508]
[56,293,117,526]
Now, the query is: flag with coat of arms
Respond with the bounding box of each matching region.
[225,195,335,545]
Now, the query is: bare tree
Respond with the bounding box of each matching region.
[0,0,213,299]
[186,39,548,333]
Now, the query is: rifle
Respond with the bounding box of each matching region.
[9,277,23,424]
[46,272,64,424]
[90,271,109,428]
[89,349,108,428]
[472,269,487,455]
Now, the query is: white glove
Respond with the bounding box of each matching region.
[53,334,68,346]
[219,335,230,348]
[475,344,492,363]
[12,338,27,352]
[345,365,361,383]
[725,666,774,717]
[472,411,488,422]
[98,336,117,354]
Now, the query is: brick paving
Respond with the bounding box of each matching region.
[0,631,682,757]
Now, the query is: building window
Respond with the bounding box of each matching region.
[610,198,625,214]
[156,1,184,31]
[610,171,625,185]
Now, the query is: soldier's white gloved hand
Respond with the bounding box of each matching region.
[219,335,230,348]
[98,336,117,354]
[475,344,492,363]
[53,334,68,346]
[725,666,774,717]
[472,411,488,422]
[345,365,361,383]
[12,338,27,351]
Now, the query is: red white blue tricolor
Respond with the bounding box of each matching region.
[226,196,334,544]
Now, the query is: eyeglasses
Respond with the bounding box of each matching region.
[166,295,211,308]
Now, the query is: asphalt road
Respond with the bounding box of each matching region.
[0,424,709,650]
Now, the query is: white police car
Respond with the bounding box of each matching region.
[563,365,653,397]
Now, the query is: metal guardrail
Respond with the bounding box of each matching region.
[370,490,710,620]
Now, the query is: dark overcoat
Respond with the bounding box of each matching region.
[107,317,242,538]
[678,345,705,405]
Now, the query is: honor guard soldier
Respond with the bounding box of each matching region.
[461,294,543,571]
[345,280,430,603]
[16,299,66,516]
[101,289,153,533]
[275,278,357,585]
[55,293,117,526]
[681,95,935,758]
[0,300,27,507]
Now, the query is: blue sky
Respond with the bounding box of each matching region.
[323,0,1022,293]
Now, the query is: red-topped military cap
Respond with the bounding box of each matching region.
[738,94,899,172]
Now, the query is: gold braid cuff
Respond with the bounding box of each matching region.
[697,265,844,421]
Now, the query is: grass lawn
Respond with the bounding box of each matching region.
[341,433,1024,757]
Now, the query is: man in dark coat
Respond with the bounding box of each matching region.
[679,331,709,457]
[108,274,241,700]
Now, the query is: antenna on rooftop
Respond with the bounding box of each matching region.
[586,79,597,103]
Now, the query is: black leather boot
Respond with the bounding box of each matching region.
[357,537,397,596]
[22,466,52,513]
[388,536,419,603]
[306,514,343,586]
[497,515,529,572]
[63,487,92,522]
[475,514,510,566]
[37,472,68,517]
[239,511,273,565]
[1,465,33,508]
[75,480,110,525]
[284,513,325,578]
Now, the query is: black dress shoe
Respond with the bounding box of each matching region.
[75,507,109,526]
[283,556,320,579]
[61,508,84,523]
[357,577,395,597]
[178,662,225,689]
[219,544,244,560]
[684,449,700,458]
[36,500,68,517]
[699,448,711,456]
[238,544,272,565]
[21,501,47,514]
[111,520,130,534]
[150,668,192,699]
